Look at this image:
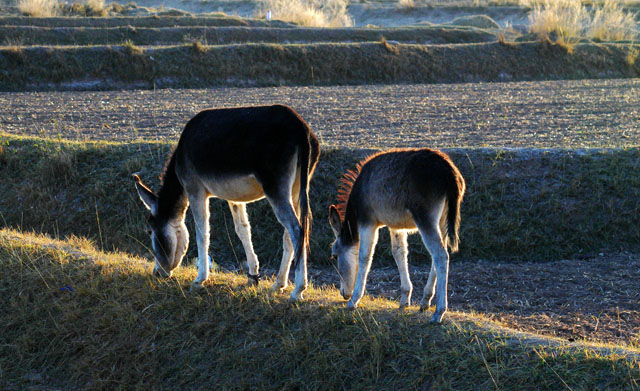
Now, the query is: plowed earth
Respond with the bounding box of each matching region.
[1,78,639,346]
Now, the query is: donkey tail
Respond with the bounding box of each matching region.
[293,130,318,269]
[445,163,466,253]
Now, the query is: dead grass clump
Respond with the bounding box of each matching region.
[397,0,417,10]
[529,0,639,45]
[588,0,638,41]
[256,0,353,27]
[190,40,207,55]
[17,0,60,16]
[123,39,142,56]
[63,0,108,16]
[626,46,639,66]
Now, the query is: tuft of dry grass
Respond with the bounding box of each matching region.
[17,0,60,16]
[397,0,417,10]
[256,0,353,27]
[529,0,639,46]
[588,0,639,41]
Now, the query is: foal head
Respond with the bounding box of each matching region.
[134,175,189,278]
[328,206,359,300]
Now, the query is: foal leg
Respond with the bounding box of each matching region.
[416,222,449,324]
[390,229,412,309]
[189,191,211,291]
[420,261,437,311]
[228,201,261,286]
[347,225,379,310]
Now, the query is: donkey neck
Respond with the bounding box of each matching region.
[157,154,188,223]
[340,203,360,246]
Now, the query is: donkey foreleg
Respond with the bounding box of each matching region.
[189,193,211,291]
[347,225,379,309]
[271,230,294,293]
[390,229,412,309]
[228,202,261,286]
[420,262,437,311]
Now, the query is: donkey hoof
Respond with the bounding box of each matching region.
[429,312,445,324]
[190,281,205,292]
[247,277,259,287]
[399,294,411,309]
[288,289,305,303]
[270,282,287,293]
[346,300,358,310]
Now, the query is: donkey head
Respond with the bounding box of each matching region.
[134,175,189,278]
[329,205,359,300]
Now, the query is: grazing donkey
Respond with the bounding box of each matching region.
[328,148,465,323]
[134,105,320,302]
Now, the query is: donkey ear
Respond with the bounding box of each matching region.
[134,174,158,215]
[328,205,341,236]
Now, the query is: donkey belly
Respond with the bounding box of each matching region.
[376,208,417,230]
[204,174,265,203]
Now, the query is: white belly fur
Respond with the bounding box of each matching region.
[204,174,265,203]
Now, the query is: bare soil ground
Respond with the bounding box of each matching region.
[1,78,639,346]
[1,78,639,148]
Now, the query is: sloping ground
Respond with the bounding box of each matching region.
[0,135,638,266]
[1,229,639,390]
[0,15,292,27]
[0,25,496,46]
[1,40,639,91]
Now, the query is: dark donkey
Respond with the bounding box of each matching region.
[135,105,320,301]
[328,148,465,323]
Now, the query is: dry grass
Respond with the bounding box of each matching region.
[1,228,639,390]
[17,0,60,16]
[256,0,353,27]
[529,0,639,46]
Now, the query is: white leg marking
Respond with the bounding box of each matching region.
[190,193,210,291]
[228,201,260,286]
[390,229,412,309]
[347,225,379,309]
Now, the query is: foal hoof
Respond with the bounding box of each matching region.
[346,300,358,310]
[247,277,259,287]
[288,289,305,303]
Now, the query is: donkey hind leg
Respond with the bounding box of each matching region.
[420,261,437,311]
[189,192,211,291]
[416,221,449,324]
[271,230,294,293]
[271,190,300,293]
[390,229,412,309]
[228,201,261,286]
[266,194,307,302]
[347,225,379,310]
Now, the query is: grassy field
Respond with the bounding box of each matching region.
[1,228,639,390]
[1,134,638,268]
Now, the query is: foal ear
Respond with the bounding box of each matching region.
[328,205,341,236]
[133,174,158,215]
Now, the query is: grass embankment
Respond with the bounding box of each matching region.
[1,228,639,390]
[1,40,639,90]
[0,25,496,46]
[1,134,638,267]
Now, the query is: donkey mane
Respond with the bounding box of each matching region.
[335,148,420,220]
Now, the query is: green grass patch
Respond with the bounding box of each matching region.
[1,228,639,390]
[0,25,496,46]
[1,41,638,90]
[0,134,638,267]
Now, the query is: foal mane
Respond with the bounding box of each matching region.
[335,151,386,220]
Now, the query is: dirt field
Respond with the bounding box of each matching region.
[1,78,639,148]
[1,78,639,347]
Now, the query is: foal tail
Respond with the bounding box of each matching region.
[293,130,320,269]
[445,162,466,253]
